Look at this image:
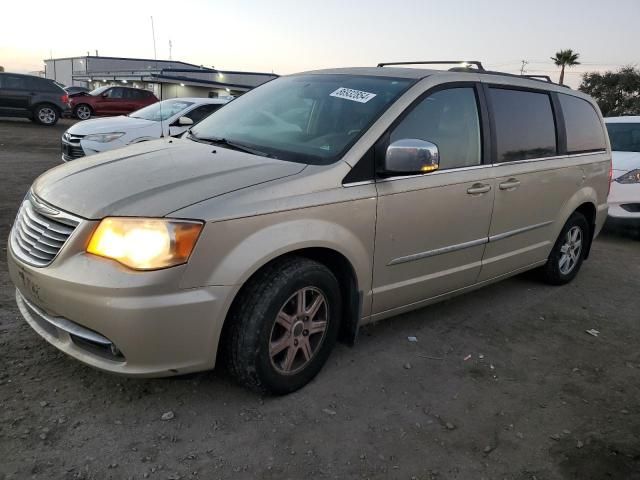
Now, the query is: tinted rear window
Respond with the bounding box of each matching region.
[559,94,607,153]
[489,88,557,162]
[606,123,640,152]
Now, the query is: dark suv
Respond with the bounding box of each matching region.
[0,73,70,126]
[71,86,158,120]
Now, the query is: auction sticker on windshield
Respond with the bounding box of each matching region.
[330,87,377,103]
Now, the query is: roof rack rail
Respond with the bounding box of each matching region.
[522,74,553,83]
[377,61,485,71]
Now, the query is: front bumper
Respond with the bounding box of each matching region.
[608,180,640,221]
[61,138,126,162]
[7,235,234,377]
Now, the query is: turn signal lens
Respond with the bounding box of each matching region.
[87,218,203,270]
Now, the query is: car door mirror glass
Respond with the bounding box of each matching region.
[383,139,440,175]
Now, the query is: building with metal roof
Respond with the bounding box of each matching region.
[44,55,277,98]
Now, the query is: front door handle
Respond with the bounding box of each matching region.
[499,178,521,190]
[467,183,491,195]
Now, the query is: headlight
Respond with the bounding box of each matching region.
[87,218,203,270]
[83,132,125,143]
[615,169,640,184]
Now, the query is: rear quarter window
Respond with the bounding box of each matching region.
[559,94,607,153]
[489,88,557,162]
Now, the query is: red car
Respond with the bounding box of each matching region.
[71,86,158,120]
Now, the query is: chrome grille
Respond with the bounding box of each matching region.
[61,132,86,160]
[10,194,80,267]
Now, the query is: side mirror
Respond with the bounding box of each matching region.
[101,93,108,98]
[383,139,440,175]
[177,116,194,126]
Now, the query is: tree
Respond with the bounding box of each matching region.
[0,66,4,72]
[551,49,580,85]
[579,66,640,117]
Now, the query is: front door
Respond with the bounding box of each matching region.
[372,85,494,316]
[95,87,126,115]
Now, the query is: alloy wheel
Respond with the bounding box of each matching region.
[558,226,582,275]
[38,107,56,125]
[76,105,91,120]
[269,287,329,375]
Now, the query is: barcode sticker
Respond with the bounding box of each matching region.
[330,87,377,103]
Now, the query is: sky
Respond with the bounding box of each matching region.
[1,0,639,87]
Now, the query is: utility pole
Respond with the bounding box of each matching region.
[150,16,157,60]
[520,59,529,76]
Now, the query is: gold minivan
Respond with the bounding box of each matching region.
[8,62,611,394]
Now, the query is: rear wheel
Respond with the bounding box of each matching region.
[74,104,92,120]
[33,104,59,126]
[224,257,341,395]
[540,212,589,285]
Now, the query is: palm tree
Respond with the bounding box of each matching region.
[551,49,580,85]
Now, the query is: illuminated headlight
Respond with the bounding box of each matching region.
[83,132,125,143]
[87,218,203,270]
[616,169,640,184]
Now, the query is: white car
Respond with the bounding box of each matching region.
[61,97,231,161]
[605,116,640,224]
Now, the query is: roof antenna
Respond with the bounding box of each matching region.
[150,16,164,139]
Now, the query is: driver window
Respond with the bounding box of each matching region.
[390,88,481,170]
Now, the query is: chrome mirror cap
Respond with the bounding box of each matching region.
[384,139,440,174]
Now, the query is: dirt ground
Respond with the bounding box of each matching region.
[0,118,639,480]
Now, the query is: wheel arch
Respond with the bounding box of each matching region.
[32,102,62,115]
[217,246,363,369]
[555,186,599,260]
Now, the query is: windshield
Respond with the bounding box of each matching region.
[89,86,110,96]
[606,123,640,152]
[189,74,413,164]
[130,99,195,122]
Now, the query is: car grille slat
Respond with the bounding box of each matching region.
[10,195,80,268]
[23,203,75,234]
[21,216,68,243]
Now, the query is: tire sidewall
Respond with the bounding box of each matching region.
[546,213,589,284]
[253,266,341,394]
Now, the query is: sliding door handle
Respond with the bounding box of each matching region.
[467,183,491,195]
[499,178,521,190]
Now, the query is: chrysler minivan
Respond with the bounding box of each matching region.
[8,62,610,394]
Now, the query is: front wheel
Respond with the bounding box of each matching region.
[74,104,92,120]
[540,212,589,285]
[33,104,59,126]
[223,257,341,395]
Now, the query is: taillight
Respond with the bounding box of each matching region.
[61,94,69,104]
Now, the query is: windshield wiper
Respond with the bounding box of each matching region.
[188,132,274,158]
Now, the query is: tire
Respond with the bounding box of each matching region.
[33,104,59,126]
[74,104,92,120]
[540,212,590,285]
[223,257,341,395]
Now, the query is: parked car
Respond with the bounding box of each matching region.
[605,116,640,225]
[61,97,230,161]
[64,86,91,96]
[0,72,70,125]
[8,62,610,394]
[71,86,158,120]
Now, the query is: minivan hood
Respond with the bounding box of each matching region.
[612,151,640,173]
[68,115,154,134]
[33,139,306,219]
